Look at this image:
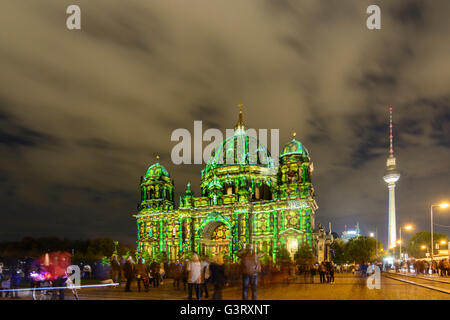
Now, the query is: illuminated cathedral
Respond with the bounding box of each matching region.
[133,107,322,262]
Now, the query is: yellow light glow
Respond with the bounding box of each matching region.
[404,224,413,231]
[440,240,447,245]
[440,202,449,208]
[421,245,426,249]
[396,240,401,244]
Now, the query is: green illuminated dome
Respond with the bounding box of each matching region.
[205,131,274,173]
[145,162,170,179]
[200,106,277,196]
[280,135,309,158]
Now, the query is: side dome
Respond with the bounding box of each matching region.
[280,135,309,158]
[145,162,170,180]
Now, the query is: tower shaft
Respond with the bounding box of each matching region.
[388,183,397,248]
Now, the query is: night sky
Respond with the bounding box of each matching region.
[0,0,449,246]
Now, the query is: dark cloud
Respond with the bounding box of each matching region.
[391,0,425,27]
[77,138,115,150]
[0,108,57,149]
[349,113,386,168]
[0,0,449,246]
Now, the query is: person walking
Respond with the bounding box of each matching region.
[329,261,335,284]
[443,259,450,277]
[319,262,326,283]
[159,262,165,285]
[311,264,317,284]
[9,267,22,299]
[431,260,437,276]
[438,259,445,277]
[424,261,430,275]
[360,262,369,279]
[239,245,261,300]
[136,258,149,292]
[111,256,121,286]
[173,262,183,289]
[325,261,331,283]
[201,256,210,299]
[209,255,226,300]
[83,264,92,280]
[123,256,135,292]
[1,274,11,298]
[186,253,202,300]
[49,255,67,300]
[303,264,310,284]
[150,260,160,287]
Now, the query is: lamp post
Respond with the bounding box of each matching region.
[398,224,413,262]
[430,203,449,259]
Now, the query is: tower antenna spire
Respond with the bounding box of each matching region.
[389,107,394,156]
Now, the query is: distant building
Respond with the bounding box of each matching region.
[341,223,360,242]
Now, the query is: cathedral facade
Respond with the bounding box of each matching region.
[134,109,319,262]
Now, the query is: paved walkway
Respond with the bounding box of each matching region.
[2,273,449,300]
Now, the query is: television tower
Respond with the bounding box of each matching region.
[383,107,400,249]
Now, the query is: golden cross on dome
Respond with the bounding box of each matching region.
[156,155,160,161]
[292,131,296,138]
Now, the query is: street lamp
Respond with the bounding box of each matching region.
[399,224,413,262]
[421,245,429,258]
[369,227,378,254]
[430,202,449,259]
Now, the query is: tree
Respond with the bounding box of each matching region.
[276,247,292,263]
[406,231,448,258]
[0,237,135,263]
[330,239,348,265]
[294,244,314,265]
[346,236,377,264]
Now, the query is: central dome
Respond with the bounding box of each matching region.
[204,130,274,174]
[200,105,277,194]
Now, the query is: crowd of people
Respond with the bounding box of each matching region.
[0,252,72,300]
[109,246,344,300]
[112,253,229,299]
[0,266,23,299]
[391,258,450,276]
[295,261,336,284]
